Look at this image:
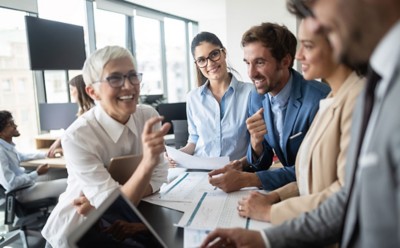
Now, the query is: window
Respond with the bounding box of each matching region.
[165,18,189,102]
[134,15,163,96]
[93,6,126,49]
[37,0,87,104]
[0,8,38,150]
[44,71,68,103]
[0,0,198,149]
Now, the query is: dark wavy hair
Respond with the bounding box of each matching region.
[0,110,12,132]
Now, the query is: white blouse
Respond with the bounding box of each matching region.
[42,104,168,248]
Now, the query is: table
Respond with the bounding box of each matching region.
[34,133,59,149]
[138,201,184,248]
[20,157,66,169]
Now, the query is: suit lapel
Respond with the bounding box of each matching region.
[281,75,302,153]
[308,73,360,159]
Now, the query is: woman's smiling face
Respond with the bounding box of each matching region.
[94,57,140,124]
[295,17,336,80]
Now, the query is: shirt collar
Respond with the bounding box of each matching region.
[200,74,236,96]
[0,138,15,151]
[370,20,400,82]
[268,72,293,107]
[94,105,138,143]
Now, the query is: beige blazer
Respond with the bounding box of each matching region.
[270,72,365,225]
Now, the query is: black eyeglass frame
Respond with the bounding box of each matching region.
[194,48,225,68]
[94,72,143,88]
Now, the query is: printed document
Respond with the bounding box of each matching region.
[177,190,272,231]
[165,146,229,170]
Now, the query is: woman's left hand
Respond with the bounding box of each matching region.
[73,193,94,216]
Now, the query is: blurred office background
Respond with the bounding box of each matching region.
[0,0,296,150]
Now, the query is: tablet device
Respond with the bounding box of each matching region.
[67,189,167,248]
[108,154,142,185]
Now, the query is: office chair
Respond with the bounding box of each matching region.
[0,185,57,247]
[156,102,187,135]
[171,120,189,149]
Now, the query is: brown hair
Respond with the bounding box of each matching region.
[69,74,95,116]
[241,22,297,68]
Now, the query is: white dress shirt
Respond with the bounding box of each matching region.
[42,104,168,248]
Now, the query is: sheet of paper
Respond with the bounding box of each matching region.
[177,190,272,231]
[184,227,211,248]
[165,146,229,170]
[145,172,216,203]
[141,197,193,212]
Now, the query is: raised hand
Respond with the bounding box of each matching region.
[246,108,267,157]
[141,116,171,170]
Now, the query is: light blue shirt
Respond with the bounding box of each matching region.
[0,138,45,192]
[186,75,254,160]
[268,74,293,150]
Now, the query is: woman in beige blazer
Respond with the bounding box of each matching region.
[237,17,365,225]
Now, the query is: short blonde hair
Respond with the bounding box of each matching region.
[82,46,137,86]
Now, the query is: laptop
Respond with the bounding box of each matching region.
[108,154,142,185]
[67,188,167,248]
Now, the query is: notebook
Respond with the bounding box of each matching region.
[67,188,167,248]
[108,154,142,185]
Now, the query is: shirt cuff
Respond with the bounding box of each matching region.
[29,170,39,180]
[260,230,272,248]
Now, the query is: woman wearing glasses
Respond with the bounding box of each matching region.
[42,46,170,248]
[169,32,254,167]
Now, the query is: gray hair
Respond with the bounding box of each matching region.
[82,46,137,86]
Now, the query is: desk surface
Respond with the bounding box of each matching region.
[20,157,66,169]
[138,201,184,248]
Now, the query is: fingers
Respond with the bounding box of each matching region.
[164,152,177,168]
[246,108,264,123]
[143,116,164,135]
[208,173,223,186]
[73,196,84,206]
[47,150,55,158]
[73,195,94,216]
[201,228,230,248]
[208,167,226,177]
[246,108,267,138]
[142,117,172,167]
[228,160,242,170]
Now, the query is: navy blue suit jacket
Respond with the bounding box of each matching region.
[246,69,330,190]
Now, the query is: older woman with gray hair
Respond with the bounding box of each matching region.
[42,45,170,248]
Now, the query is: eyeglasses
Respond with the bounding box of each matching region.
[95,72,143,88]
[194,48,224,68]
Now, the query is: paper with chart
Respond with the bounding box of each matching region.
[143,172,217,211]
[165,146,229,170]
[177,190,273,231]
